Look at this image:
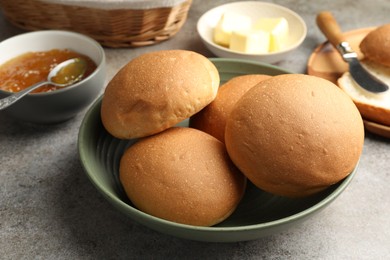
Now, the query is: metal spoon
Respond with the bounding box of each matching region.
[0,58,87,110]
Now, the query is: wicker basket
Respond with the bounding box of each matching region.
[0,0,192,47]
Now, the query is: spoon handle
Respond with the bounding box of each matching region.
[0,81,48,110]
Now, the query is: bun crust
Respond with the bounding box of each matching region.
[190,74,271,142]
[101,50,220,139]
[360,24,390,67]
[119,127,246,226]
[225,74,364,198]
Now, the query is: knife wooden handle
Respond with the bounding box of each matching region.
[316,11,347,48]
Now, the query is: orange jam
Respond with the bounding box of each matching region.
[0,49,97,93]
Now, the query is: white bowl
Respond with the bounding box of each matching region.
[0,30,106,124]
[197,1,307,63]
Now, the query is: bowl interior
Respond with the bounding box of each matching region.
[78,59,357,242]
[0,30,104,66]
[197,1,307,59]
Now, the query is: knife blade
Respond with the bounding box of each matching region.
[316,11,389,93]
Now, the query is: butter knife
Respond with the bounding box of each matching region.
[316,11,389,93]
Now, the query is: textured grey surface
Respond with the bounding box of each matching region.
[1,0,390,259]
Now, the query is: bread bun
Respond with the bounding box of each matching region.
[225,74,364,198]
[338,60,390,126]
[101,50,220,139]
[119,127,246,226]
[190,74,271,142]
[360,24,390,67]
[336,24,390,127]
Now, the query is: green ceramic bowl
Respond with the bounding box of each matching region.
[78,59,358,242]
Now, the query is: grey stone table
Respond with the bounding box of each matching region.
[1,0,389,259]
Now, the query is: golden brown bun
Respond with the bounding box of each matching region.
[101,50,220,139]
[190,74,271,142]
[360,24,390,67]
[225,74,364,198]
[337,60,390,126]
[119,127,246,226]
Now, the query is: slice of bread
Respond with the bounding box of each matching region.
[337,60,390,126]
